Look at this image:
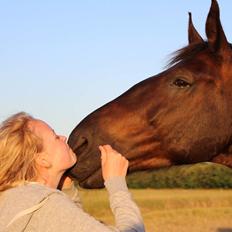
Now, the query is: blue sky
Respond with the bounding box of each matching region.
[0,0,231,136]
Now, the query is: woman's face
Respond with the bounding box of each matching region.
[31,119,77,173]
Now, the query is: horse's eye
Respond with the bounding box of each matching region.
[173,78,191,88]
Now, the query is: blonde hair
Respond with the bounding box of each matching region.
[0,112,43,191]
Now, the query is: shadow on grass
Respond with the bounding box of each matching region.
[217,228,232,232]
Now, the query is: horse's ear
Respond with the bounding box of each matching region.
[188,12,204,44]
[206,0,229,53]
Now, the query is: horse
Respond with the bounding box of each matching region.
[68,0,232,188]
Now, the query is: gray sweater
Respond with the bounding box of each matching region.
[0,177,145,232]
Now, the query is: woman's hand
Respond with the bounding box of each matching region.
[99,145,129,181]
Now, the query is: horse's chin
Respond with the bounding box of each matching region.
[77,169,104,189]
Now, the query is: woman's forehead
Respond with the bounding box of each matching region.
[29,119,53,137]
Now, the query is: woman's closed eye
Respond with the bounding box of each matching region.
[55,135,60,139]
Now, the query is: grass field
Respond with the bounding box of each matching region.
[78,188,232,232]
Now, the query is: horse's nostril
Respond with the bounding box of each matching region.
[73,137,89,157]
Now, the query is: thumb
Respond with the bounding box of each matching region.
[99,145,107,166]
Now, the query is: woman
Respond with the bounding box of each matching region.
[0,112,145,232]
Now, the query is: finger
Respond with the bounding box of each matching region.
[99,145,107,165]
[105,145,121,158]
[99,145,109,156]
[104,144,113,154]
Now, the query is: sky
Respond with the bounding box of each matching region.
[0,0,231,136]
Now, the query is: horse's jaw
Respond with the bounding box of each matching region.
[74,168,104,189]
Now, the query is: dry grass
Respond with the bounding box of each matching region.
[79,189,232,232]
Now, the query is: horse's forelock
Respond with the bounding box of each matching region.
[167,42,208,68]
[167,42,232,69]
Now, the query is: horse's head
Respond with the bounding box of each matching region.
[68,0,232,188]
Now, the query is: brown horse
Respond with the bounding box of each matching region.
[68,0,232,188]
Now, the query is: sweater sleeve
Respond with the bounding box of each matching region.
[36,177,145,232]
[105,176,145,232]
